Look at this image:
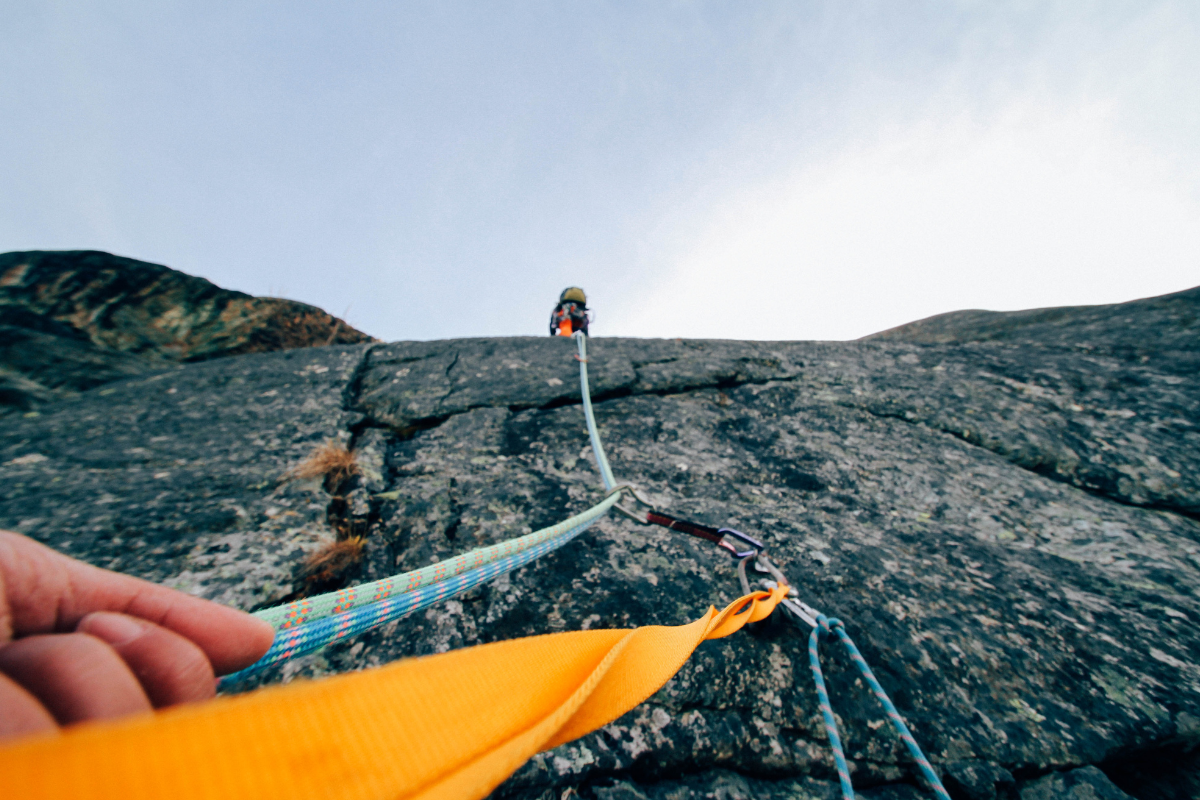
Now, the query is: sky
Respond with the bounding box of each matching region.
[2,2,1198,342]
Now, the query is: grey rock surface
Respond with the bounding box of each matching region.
[864,284,1199,361]
[942,760,1015,800]
[1,345,367,612]
[1017,765,1133,800]
[584,768,923,799]
[2,288,1198,800]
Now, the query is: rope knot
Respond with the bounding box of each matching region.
[815,615,843,640]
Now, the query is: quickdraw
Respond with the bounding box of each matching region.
[223,330,949,800]
[3,325,956,800]
[610,478,950,799]
[591,344,948,800]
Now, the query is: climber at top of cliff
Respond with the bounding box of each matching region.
[550,287,589,337]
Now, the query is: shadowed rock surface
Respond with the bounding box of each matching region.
[0,250,374,411]
[1,286,1198,800]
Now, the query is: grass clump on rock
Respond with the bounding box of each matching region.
[285,440,359,489]
[285,441,367,594]
[299,536,367,594]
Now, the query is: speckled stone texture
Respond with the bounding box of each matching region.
[0,345,369,612]
[1,288,1197,800]
[865,285,1199,359]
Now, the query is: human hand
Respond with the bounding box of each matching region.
[0,531,274,742]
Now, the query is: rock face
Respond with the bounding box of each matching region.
[865,285,1199,361]
[2,287,1198,800]
[0,250,374,411]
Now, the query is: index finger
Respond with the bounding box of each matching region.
[0,532,274,675]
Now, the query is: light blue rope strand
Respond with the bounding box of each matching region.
[809,624,857,800]
[828,620,952,800]
[254,496,617,631]
[221,340,623,690]
[219,515,600,689]
[811,615,952,800]
[575,332,615,491]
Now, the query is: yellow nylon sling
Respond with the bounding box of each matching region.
[1,585,786,800]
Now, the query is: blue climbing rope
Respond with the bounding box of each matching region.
[221,335,627,689]
[219,494,618,688]
[809,621,857,799]
[808,614,952,800]
[575,332,616,491]
[228,331,954,800]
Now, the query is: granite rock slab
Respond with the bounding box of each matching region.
[2,290,1198,799]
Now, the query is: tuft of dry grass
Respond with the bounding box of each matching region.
[285,440,359,487]
[300,536,366,591]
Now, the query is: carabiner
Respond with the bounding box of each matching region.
[605,483,654,524]
[747,554,823,628]
[717,528,763,559]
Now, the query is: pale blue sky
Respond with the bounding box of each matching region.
[3,2,1198,341]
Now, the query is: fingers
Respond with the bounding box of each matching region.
[0,672,56,741]
[0,633,151,726]
[0,614,217,742]
[0,532,274,743]
[77,612,216,707]
[0,531,274,674]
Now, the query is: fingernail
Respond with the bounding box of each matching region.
[80,612,146,647]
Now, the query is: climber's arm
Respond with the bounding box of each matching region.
[0,531,274,741]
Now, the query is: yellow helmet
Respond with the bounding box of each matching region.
[559,287,586,305]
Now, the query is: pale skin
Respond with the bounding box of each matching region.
[0,531,275,742]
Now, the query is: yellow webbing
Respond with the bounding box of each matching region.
[2,585,786,800]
